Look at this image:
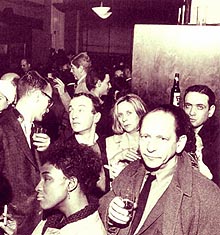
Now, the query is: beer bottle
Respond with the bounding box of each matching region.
[170,73,180,106]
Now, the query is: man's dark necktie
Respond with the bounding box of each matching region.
[130,173,156,235]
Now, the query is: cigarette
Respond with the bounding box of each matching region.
[3,205,7,226]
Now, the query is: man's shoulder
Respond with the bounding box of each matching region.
[111,160,144,187]
[192,169,220,200]
[201,116,220,134]
[0,108,16,127]
[199,116,220,142]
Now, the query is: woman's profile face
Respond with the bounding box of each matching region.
[35,163,69,211]
[117,101,140,134]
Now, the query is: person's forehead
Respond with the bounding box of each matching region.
[71,63,78,69]
[41,162,64,178]
[117,101,134,111]
[70,96,93,107]
[185,92,209,105]
[21,59,27,64]
[141,111,176,134]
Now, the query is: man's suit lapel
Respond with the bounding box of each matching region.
[11,112,39,170]
[161,183,184,235]
[136,181,183,235]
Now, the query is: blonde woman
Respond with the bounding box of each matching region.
[106,94,147,179]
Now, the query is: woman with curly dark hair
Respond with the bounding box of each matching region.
[32,144,106,235]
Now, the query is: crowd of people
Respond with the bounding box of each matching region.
[0,50,219,235]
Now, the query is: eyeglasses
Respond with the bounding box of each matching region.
[41,91,54,109]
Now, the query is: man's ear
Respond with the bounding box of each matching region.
[68,177,78,192]
[208,105,215,118]
[176,135,187,154]
[79,65,84,73]
[94,112,101,124]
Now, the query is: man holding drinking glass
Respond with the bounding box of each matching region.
[99,104,220,235]
[0,70,53,235]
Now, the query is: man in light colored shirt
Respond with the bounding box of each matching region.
[53,52,92,113]
[70,52,92,94]
[184,84,220,186]
[99,104,220,235]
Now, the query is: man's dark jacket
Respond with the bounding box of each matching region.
[99,152,220,235]
[199,116,220,186]
[0,108,41,235]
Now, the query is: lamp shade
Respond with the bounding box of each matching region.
[92,6,112,19]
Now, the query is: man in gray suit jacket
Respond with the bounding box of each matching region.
[0,71,53,235]
[99,104,220,235]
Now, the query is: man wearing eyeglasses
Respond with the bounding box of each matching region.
[0,70,53,235]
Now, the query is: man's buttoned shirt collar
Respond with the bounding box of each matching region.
[14,108,33,147]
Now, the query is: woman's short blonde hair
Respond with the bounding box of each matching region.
[112,93,147,134]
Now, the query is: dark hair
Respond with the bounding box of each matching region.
[71,92,102,113]
[184,85,215,107]
[17,70,50,99]
[41,144,102,196]
[86,68,108,91]
[57,56,70,68]
[141,104,196,153]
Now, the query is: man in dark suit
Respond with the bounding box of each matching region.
[184,84,220,187]
[0,70,53,235]
[99,105,220,235]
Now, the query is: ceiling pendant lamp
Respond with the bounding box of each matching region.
[92,1,112,19]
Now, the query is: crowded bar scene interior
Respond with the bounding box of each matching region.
[0,0,220,234]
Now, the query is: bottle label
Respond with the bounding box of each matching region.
[173,92,180,106]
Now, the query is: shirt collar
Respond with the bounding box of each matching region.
[145,156,177,183]
[77,74,87,85]
[75,133,99,146]
[14,108,33,128]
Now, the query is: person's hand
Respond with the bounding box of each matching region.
[104,164,125,179]
[0,214,17,235]
[32,133,50,151]
[112,148,141,164]
[108,196,135,225]
[122,148,141,162]
[53,77,66,95]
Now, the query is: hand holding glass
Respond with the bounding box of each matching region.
[32,127,50,152]
[108,196,135,226]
